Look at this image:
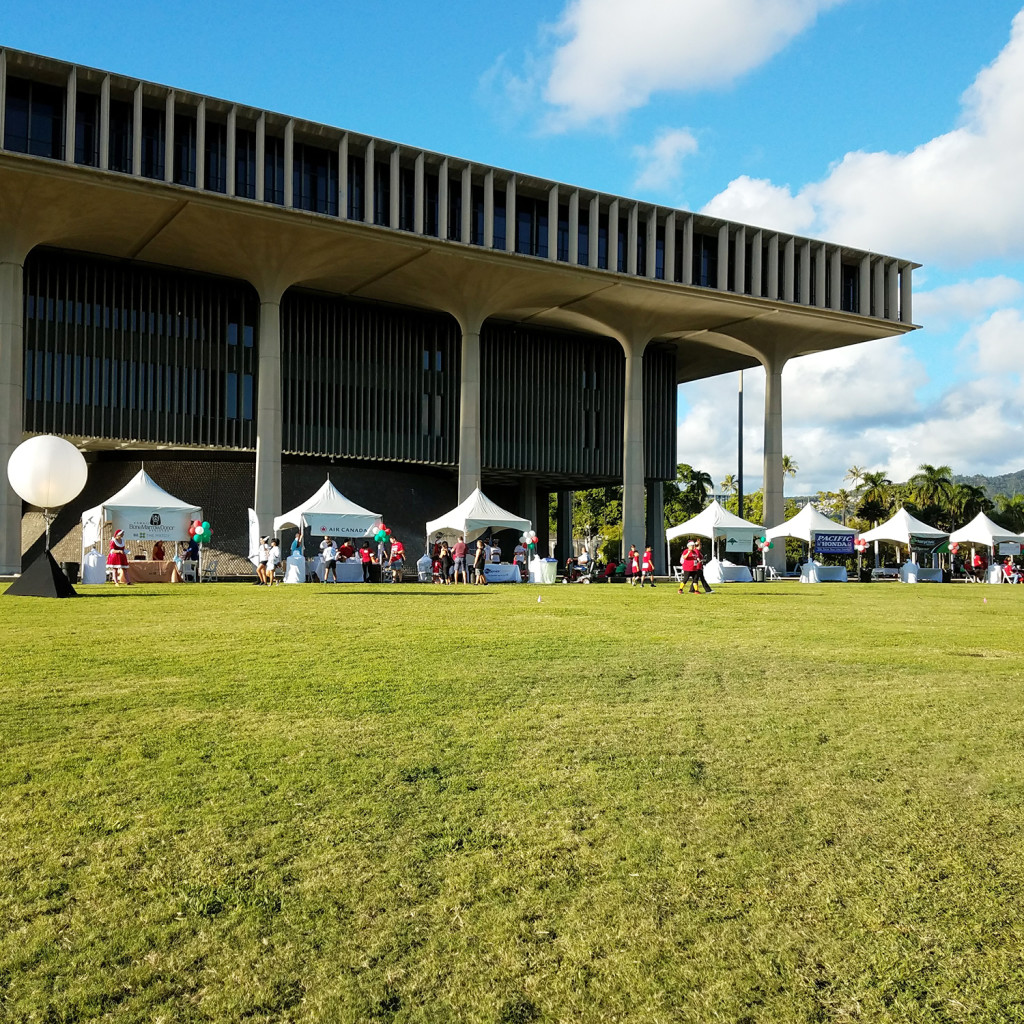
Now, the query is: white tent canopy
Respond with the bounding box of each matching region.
[948,511,1024,549]
[81,469,201,546]
[765,503,857,544]
[859,507,947,545]
[665,499,760,542]
[274,479,381,537]
[426,488,531,544]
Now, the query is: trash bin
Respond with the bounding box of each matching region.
[859,567,872,583]
[753,566,765,583]
[61,561,80,585]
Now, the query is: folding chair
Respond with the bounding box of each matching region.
[200,558,218,582]
[181,559,198,582]
[765,565,781,582]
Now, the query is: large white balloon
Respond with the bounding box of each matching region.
[7,435,88,509]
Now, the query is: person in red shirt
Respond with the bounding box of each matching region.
[358,542,372,582]
[626,544,639,585]
[388,538,405,581]
[679,541,698,594]
[640,546,656,587]
[452,536,469,584]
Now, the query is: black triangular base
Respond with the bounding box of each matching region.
[5,551,79,598]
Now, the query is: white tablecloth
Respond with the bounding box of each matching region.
[483,563,520,583]
[703,558,753,584]
[987,565,1004,584]
[283,552,305,583]
[82,549,106,584]
[528,558,559,584]
[916,567,944,582]
[801,563,847,583]
[309,556,363,582]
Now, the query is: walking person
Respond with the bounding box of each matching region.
[453,535,469,584]
[473,539,489,585]
[266,538,281,585]
[106,528,130,586]
[626,544,640,585]
[359,542,372,582]
[439,541,454,584]
[321,537,339,582]
[679,541,700,594]
[640,546,656,587]
[693,539,713,593]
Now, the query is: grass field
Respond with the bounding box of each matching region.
[2,578,1024,1023]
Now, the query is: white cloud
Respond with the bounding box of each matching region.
[632,128,698,193]
[914,276,1024,330]
[703,10,1024,264]
[540,0,847,129]
[701,175,816,236]
[961,308,1024,374]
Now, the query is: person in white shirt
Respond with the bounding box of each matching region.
[489,542,502,563]
[256,537,270,585]
[322,539,338,582]
[513,542,526,565]
[578,548,590,568]
[266,538,281,585]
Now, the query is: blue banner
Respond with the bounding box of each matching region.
[814,532,854,554]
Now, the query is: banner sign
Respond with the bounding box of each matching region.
[815,532,855,555]
[109,507,194,542]
[725,531,755,553]
[999,542,1021,556]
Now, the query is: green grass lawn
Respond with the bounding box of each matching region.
[2,579,1024,1023]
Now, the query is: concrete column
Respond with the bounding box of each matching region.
[0,259,25,574]
[283,118,294,208]
[858,255,871,315]
[99,75,110,170]
[255,113,265,202]
[799,241,811,304]
[438,159,449,239]
[622,339,647,561]
[646,480,665,574]
[717,223,729,290]
[338,134,349,218]
[195,99,207,191]
[390,147,401,229]
[363,139,375,224]
[626,203,638,275]
[461,164,472,244]
[555,490,573,567]
[750,230,763,297]
[457,325,481,502]
[483,169,494,248]
[65,67,77,162]
[548,185,559,260]
[226,106,236,196]
[519,477,537,528]
[664,212,676,282]
[886,261,899,321]
[767,234,779,299]
[0,51,6,145]
[829,248,842,310]
[682,215,694,285]
[504,175,516,252]
[814,244,826,307]
[568,191,579,264]
[254,295,283,535]
[588,197,599,267]
[783,237,795,302]
[734,226,746,294]
[608,200,620,271]
[900,263,913,324]
[646,210,657,279]
[762,354,786,570]
[164,92,176,183]
[872,259,884,318]
[132,82,143,176]
[536,490,551,557]
[413,151,424,234]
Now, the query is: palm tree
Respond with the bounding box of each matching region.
[845,465,866,492]
[834,489,855,526]
[680,465,714,506]
[911,463,953,509]
[720,473,738,495]
[993,492,1024,532]
[860,471,891,507]
[782,455,798,480]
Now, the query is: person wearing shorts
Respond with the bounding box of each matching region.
[453,536,468,584]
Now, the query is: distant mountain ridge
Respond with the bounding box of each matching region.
[954,470,1024,497]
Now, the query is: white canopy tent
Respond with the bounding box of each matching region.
[81,469,201,549]
[859,507,948,547]
[426,488,531,545]
[274,479,381,538]
[765,504,857,545]
[80,469,202,580]
[948,511,1024,550]
[666,500,760,545]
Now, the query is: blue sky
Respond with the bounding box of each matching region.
[6,0,1024,493]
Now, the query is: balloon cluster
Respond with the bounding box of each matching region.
[190,519,212,543]
[949,541,959,555]
[373,524,392,544]
[520,530,540,554]
[854,537,868,553]
[756,536,774,552]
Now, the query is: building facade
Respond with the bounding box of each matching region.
[0,47,918,574]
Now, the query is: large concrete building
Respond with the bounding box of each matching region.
[0,47,918,574]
